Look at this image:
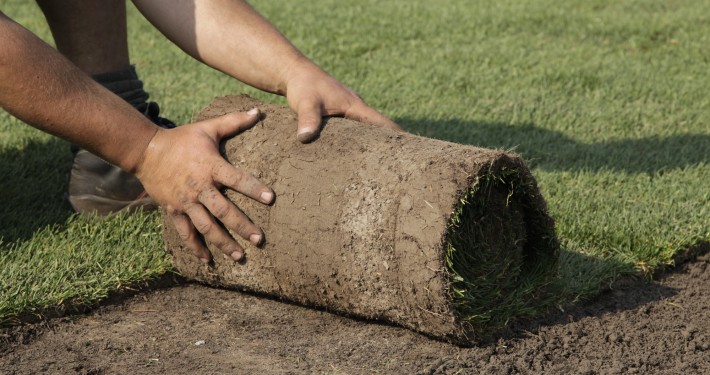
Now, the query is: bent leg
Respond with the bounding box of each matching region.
[36,0,170,216]
[36,0,129,75]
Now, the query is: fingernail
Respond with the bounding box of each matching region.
[260,191,274,203]
[247,107,260,116]
[297,129,316,143]
[200,257,210,264]
[249,233,262,245]
[230,251,243,261]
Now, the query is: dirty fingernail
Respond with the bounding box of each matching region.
[249,233,262,245]
[230,251,243,261]
[260,191,274,203]
[297,129,316,143]
[247,107,259,116]
[200,257,210,264]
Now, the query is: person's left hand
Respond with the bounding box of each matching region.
[284,63,402,143]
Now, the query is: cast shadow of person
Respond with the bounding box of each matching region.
[0,137,73,244]
[398,118,710,174]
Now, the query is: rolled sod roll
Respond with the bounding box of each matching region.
[164,95,559,344]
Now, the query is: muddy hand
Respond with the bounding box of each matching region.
[285,63,402,143]
[135,108,274,263]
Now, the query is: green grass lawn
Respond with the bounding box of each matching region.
[1,0,708,327]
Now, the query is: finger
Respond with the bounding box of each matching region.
[184,203,245,261]
[213,160,274,204]
[198,186,263,246]
[344,101,403,131]
[296,99,323,143]
[203,108,261,139]
[171,213,211,263]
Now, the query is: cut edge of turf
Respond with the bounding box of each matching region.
[444,160,560,341]
[0,271,183,328]
[0,211,174,327]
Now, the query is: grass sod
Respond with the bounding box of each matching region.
[445,166,558,337]
[1,0,709,332]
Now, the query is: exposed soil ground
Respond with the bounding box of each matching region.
[1,251,708,375]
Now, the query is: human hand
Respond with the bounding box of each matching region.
[135,108,274,263]
[285,63,403,143]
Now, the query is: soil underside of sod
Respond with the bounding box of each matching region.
[1,250,707,374]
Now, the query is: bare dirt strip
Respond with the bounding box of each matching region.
[1,251,708,374]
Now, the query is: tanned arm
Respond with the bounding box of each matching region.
[132,0,401,142]
[0,12,274,263]
[0,12,155,174]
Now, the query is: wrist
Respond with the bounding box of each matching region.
[123,122,160,175]
[280,56,323,95]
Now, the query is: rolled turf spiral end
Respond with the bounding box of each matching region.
[444,164,559,341]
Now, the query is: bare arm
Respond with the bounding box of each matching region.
[0,12,155,174]
[132,0,302,95]
[132,0,401,142]
[0,12,273,262]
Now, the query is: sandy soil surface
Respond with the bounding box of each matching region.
[1,251,707,375]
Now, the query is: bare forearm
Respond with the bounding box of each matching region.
[0,13,157,173]
[133,0,400,143]
[132,0,315,95]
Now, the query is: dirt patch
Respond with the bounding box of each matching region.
[166,95,558,343]
[2,251,707,374]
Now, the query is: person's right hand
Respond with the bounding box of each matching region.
[135,108,274,263]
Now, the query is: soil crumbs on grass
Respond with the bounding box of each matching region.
[1,252,708,375]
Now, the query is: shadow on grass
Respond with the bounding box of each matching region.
[398,118,710,174]
[0,137,72,244]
